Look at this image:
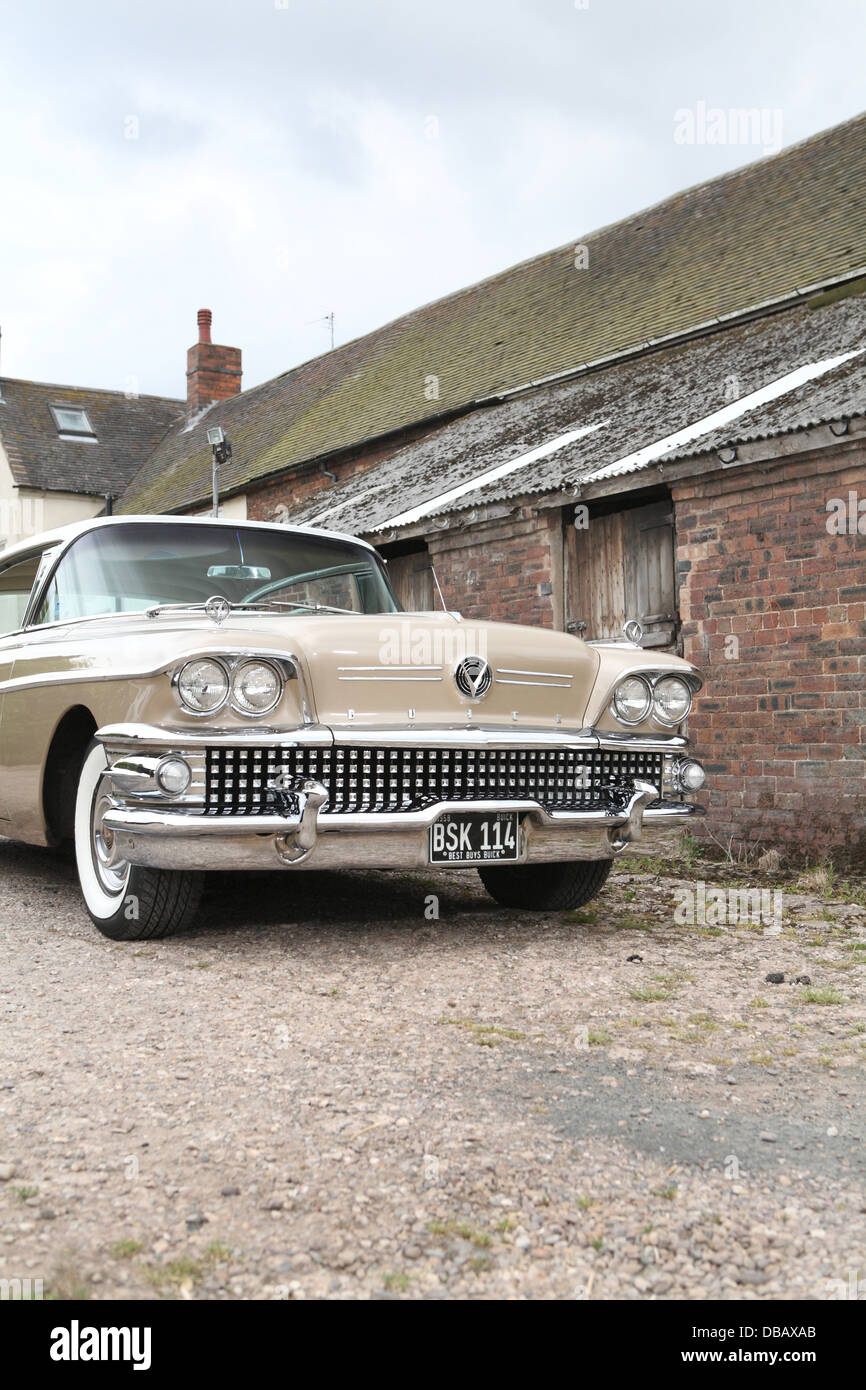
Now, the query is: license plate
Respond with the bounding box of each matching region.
[429,812,520,864]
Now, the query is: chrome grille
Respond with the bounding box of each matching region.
[205,745,663,816]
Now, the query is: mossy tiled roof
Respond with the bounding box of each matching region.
[281,291,866,537]
[0,378,182,499]
[120,111,866,516]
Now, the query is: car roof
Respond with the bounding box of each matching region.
[0,513,380,567]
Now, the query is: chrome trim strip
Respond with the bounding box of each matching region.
[496,668,573,679]
[103,799,702,837]
[643,802,704,820]
[595,731,687,750]
[495,678,573,688]
[97,722,333,749]
[96,720,688,754]
[328,725,598,749]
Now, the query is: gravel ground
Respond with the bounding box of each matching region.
[1,835,865,1302]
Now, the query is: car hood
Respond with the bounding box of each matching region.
[38,610,602,732]
[274,612,601,730]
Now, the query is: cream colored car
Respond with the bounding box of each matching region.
[0,517,706,939]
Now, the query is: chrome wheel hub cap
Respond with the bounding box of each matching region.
[91,784,130,896]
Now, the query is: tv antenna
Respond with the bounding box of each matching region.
[306,312,335,350]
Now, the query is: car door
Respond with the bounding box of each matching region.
[0,547,52,825]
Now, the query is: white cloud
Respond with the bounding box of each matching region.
[0,0,864,397]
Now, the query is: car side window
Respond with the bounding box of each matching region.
[0,552,45,635]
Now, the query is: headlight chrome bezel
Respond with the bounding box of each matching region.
[609,669,697,729]
[172,654,285,719]
[651,675,693,727]
[611,675,653,725]
[229,660,283,717]
[174,658,231,716]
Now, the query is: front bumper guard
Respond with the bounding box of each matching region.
[100,778,702,873]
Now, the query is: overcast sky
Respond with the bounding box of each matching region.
[1,0,864,400]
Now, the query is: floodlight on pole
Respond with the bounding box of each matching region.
[207,426,232,516]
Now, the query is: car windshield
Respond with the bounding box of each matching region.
[33,523,400,624]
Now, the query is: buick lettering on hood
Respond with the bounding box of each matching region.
[0,518,706,939]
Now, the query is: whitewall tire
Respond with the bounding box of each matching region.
[74,741,203,940]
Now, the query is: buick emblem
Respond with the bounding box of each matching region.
[454,655,493,700]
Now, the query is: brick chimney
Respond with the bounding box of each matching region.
[186,309,242,414]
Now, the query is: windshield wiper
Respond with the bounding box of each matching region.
[144,597,355,619]
[144,599,266,619]
[256,599,358,615]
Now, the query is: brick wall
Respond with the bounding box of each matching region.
[674,440,866,867]
[428,511,558,627]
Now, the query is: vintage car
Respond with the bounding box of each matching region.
[0,517,706,939]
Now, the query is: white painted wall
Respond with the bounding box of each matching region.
[191,494,248,521]
[0,441,104,551]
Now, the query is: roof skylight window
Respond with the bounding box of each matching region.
[50,405,96,439]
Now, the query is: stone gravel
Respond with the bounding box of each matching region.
[1,836,864,1301]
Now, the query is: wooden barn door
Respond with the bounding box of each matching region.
[565,497,679,651]
[384,545,435,612]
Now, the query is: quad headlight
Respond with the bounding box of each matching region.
[174,657,283,717]
[610,672,695,727]
[612,676,653,724]
[231,660,282,715]
[651,676,693,726]
[176,658,230,714]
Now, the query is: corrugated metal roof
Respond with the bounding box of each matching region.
[579,348,862,485]
[279,290,866,537]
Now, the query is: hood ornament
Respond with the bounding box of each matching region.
[622,618,643,646]
[205,595,232,626]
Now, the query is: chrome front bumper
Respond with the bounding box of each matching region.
[101,790,703,873]
[97,721,704,873]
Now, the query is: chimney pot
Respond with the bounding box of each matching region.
[187,309,241,414]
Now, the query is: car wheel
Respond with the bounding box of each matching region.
[477,858,613,911]
[74,741,203,940]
